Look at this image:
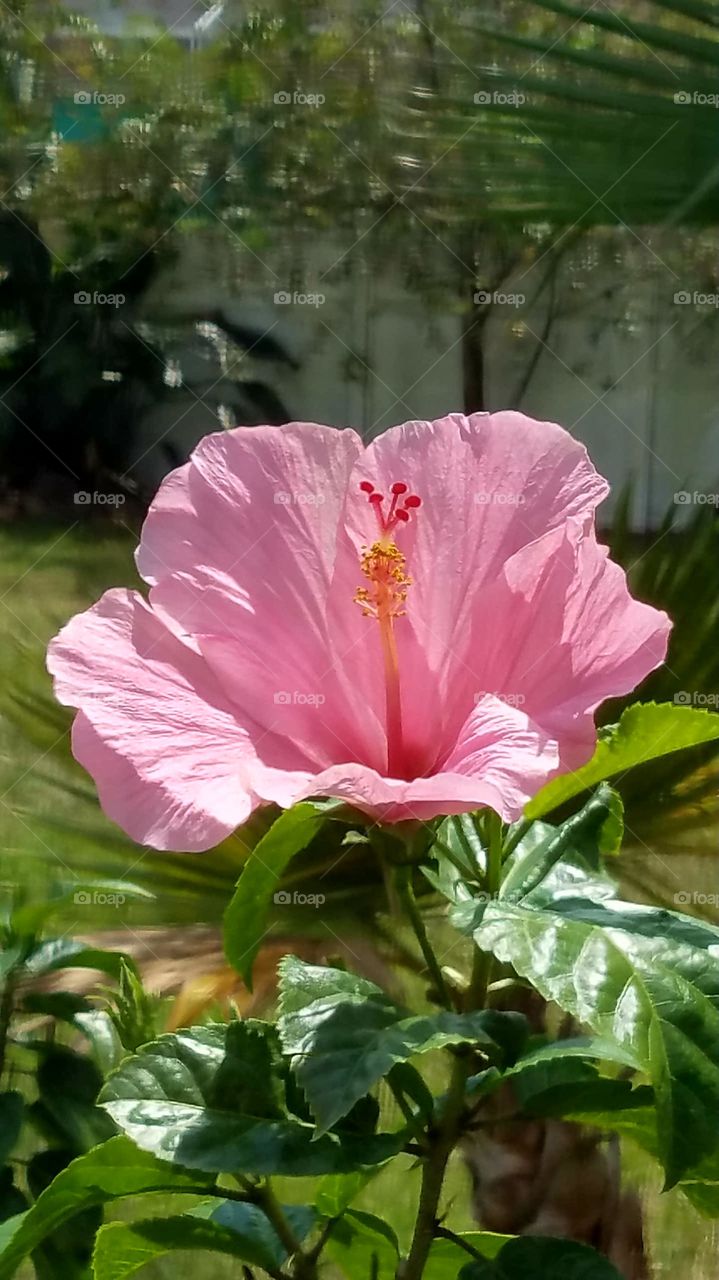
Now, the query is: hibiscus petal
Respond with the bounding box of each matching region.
[454,519,671,771]
[136,422,363,593]
[47,414,671,849]
[306,696,559,824]
[138,423,387,768]
[47,589,265,851]
[343,411,610,768]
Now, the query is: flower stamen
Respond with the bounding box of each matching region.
[358,479,422,539]
[354,481,421,776]
[354,541,411,621]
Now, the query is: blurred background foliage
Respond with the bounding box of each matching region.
[1,0,718,490]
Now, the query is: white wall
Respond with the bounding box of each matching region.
[137,227,719,528]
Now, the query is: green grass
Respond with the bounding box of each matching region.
[0,518,139,641]
[0,519,139,898]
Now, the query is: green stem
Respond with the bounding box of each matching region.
[395,865,454,1010]
[468,810,504,1011]
[433,1225,485,1260]
[236,1177,314,1280]
[303,1218,338,1270]
[261,1183,304,1262]
[400,1051,471,1280]
[399,811,507,1279]
[485,810,504,891]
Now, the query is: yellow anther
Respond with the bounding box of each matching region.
[353,540,412,621]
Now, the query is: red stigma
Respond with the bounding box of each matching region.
[359,480,421,536]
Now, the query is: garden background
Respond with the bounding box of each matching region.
[1,2,718,1276]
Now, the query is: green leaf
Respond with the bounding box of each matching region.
[421,855,473,907]
[278,957,523,1134]
[680,1147,719,1217]
[466,1041,652,1124]
[223,802,328,987]
[527,703,719,818]
[100,1022,401,1176]
[193,1199,315,1263]
[386,1062,436,1124]
[500,785,623,902]
[329,1222,510,1280]
[514,1070,652,1120]
[74,1010,124,1075]
[105,958,158,1054]
[27,1044,115,1152]
[501,1035,642,1075]
[518,856,619,914]
[314,1172,372,1218]
[0,1095,23,1166]
[92,1215,280,1280]
[19,992,92,1021]
[325,1210,399,1280]
[682,1178,719,1218]
[434,814,486,878]
[22,940,138,982]
[459,1235,623,1278]
[0,1170,26,1227]
[0,1137,209,1280]
[22,1149,101,1279]
[524,892,719,1013]
[424,1233,512,1278]
[561,1106,719,1220]
[473,899,719,1185]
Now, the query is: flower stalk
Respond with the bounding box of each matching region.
[399,810,506,1280]
[394,863,455,1011]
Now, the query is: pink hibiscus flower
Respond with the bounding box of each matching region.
[47,413,670,851]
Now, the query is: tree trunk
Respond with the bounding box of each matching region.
[463,1097,649,1279]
